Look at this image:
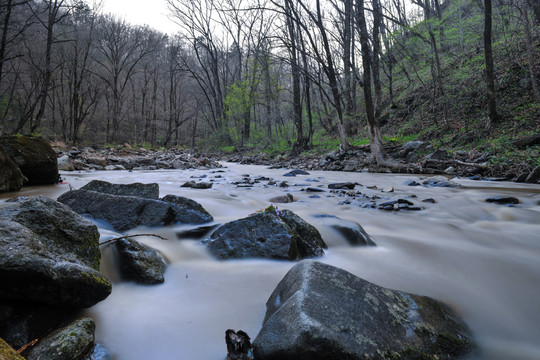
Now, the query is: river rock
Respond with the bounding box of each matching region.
[23,317,95,360]
[328,182,356,190]
[58,190,177,231]
[253,261,474,360]
[0,219,111,307]
[0,136,58,185]
[57,155,75,171]
[485,196,519,205]
[0,304,71,349]
[80,179,159,199]
[331,222,376,246]
[0,337,24,360]
[0,196,102,270]
[114,238,167,284]
[161,194,214,224]
[0,144,25,192]
[206,207,326,260]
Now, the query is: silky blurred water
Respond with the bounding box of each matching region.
[2,163,539,360]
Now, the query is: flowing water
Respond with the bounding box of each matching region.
[2,163,540,360]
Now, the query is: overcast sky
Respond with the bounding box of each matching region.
[101,0,178,34]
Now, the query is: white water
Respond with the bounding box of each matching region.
[2,163,540,360]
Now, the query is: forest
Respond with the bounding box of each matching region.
[0,0,538,166]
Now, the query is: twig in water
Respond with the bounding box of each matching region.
[100,233,168,246]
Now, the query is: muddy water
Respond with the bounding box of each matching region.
[2,163,540,360]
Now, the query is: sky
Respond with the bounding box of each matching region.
[100,0,179,34]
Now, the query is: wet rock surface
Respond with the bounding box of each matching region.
[58,190,177,232]
[161,194,214,224]
[114,238,167,285]
[0,136,58,185]
[80,179,159,199]
[0,197,110,309]
[206,207,326,260]
[254,261,475,360]
[23,317,95,360]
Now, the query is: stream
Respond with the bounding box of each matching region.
[2,163,540,360]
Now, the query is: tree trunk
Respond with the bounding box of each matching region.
[522,0,540,103]
[484,0,498,123]
[356,0,385,164]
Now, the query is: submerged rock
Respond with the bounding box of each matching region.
[485,196,520,205]
[254,261,474,360]
[206,207,326,260]
[80,179,159,199]
[0,144,25,193]
[0,136,58,185]
[58,190,177,232]
[23,317,95,360]
[114,238,167,285]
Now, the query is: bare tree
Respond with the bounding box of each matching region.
[484,0,498,125]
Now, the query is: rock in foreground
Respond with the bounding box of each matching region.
[254,261,474,360]
[23,317,95,360]
[161,194,214,224]
[0,197,111,308]
[206,207,326,260]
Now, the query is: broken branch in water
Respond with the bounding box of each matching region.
[100,233,168,246]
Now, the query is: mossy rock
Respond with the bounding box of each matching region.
[0,144,25,193]
[0,337,25,360]
[0,135,58,185]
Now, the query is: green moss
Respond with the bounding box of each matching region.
[0,338,25,360]
[432,332,475,357]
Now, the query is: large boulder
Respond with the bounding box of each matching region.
[23,317,95,360]
[0,196,101,270]
[0,136,58,185]
[0,198,111,308]
[0,144,25,192]
[114,238,167,285]
[254,261,474,360]
[57,190,177,232]
[206,207,326,260]
[80,179,159,199]
[161,194,214,224]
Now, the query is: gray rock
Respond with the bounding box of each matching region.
[328,182,356,190]
[114,238,167,285]
[23,317,95,360]
[58,190,177,232]
[80,179,159,199]
[0,144,25,193]
[331,222,376,246]
[206,208,326,260]
[85,156,107,167]
[0,220,110,308]
[161,194,214,224]
[0,196,101,270]
[0,136,58,185]
[254,261,474,360]
[403,140,425,152]
[191,182,213,189]
[57,155,75,171]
